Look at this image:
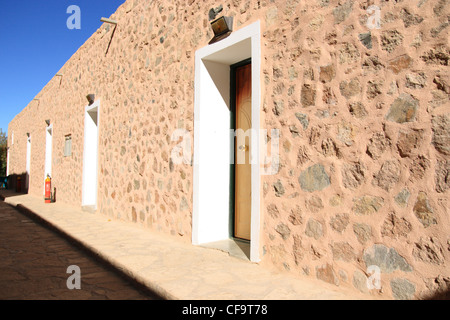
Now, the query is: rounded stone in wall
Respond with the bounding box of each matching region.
[390,278,416,300]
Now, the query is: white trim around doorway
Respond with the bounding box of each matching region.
[81,99,100,210]
[192,21,261,263]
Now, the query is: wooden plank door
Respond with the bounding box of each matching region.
[234,62,252,240]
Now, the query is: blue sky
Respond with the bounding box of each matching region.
[0,0,125,136]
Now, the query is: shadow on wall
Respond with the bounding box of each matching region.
[105,25,117,56]
[424,288,450,300]
[4,173,30,194]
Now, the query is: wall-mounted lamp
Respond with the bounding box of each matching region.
[45,119,51,126]
[100,17,118,25]
[26,132,30,138]
[209,5,223,21]
[33,98,39,101]
[86,94,95,105]
[209,16,233,44]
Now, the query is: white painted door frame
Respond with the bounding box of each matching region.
[26,135,31,192]
[44,125,53,194]
[6,147,9,177]
[192,21,261,262]
[82,100,100,209]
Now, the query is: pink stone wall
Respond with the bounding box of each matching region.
[7,0,449,299]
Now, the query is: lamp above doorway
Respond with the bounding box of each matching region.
[86,94,95,105]
[208,5,223,21]
[209,16,233,44]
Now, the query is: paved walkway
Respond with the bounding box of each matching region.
[0,200,159,300]
[0,190,375,300]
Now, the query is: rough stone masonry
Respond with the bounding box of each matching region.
[7,0,450,300]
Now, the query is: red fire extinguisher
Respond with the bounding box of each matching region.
[45,175,51,203]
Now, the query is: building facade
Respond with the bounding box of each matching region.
[7,0,450,299]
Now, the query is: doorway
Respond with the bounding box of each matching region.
[192,21,261,262]
[44,125,53,194]
[232,59,252,241]
[26,135,31,193]
[82,100,99,209]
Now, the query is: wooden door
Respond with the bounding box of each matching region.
[234,62,251,240]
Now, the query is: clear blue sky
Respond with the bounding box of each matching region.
[0,0,125,136]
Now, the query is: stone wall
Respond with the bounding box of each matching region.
[258,0,449,300]
[7,0,449,299]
